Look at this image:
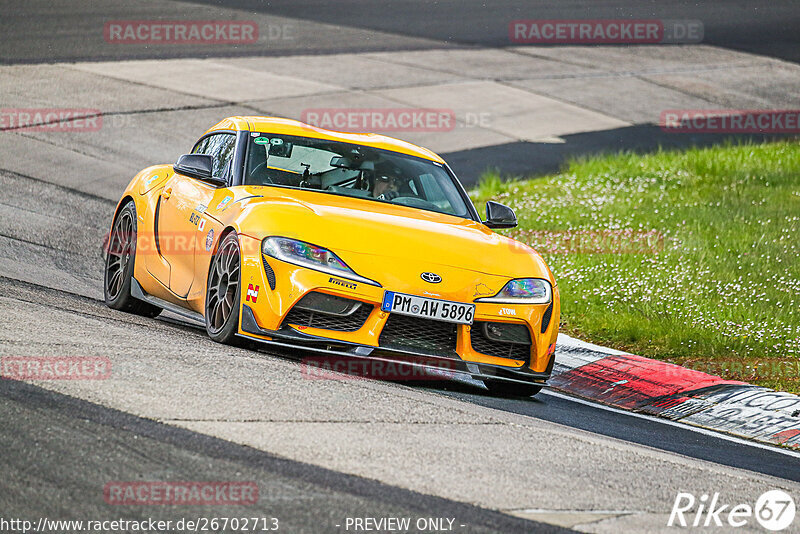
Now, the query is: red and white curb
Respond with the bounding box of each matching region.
[553,334,800,450]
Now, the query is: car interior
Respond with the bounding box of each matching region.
[244,134,468,216]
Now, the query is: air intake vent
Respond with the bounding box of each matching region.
[379,314,458,358]
[282,292,371,332]
[471,321,531,361]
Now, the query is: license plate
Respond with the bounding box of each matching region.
[381,291,474,325]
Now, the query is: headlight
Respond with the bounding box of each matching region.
[475,278,552,304]
[261,237,380,287]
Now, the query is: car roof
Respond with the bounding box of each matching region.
[204,116,445,163]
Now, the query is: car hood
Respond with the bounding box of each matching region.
[233,187,553,282]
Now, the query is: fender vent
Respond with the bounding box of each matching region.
[261,257,277,290]
[541,301,553,334]
[154,197,162,256]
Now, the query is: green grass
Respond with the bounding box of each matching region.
[471,141,800,393]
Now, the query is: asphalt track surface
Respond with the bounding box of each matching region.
[2,2,800,533]
[1,0,799,63]
[433,384,800,483]
[188,0,800,62]
[0,378,564,534]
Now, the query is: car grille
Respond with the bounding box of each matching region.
[470,321,532,361]
[282,293,372,332]
[378,314,458,358]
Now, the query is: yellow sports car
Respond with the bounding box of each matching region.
[104,117,559,396]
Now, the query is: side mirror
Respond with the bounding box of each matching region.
[484,201,517,229]
[174,154,226,186]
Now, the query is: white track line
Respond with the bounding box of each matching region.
[542,390,800,459]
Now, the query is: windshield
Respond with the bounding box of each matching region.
[244,133,471,218]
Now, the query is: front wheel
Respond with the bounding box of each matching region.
[482,379,542,398]
[104,201,161,317]
[205,231,241,344]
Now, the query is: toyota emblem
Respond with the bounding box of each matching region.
[420,272,442,284]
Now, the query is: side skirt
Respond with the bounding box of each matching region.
[130,277,205,326]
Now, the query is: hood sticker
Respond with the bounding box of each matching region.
[246,284,259,303]
[474,283,493,297]
[217,195,233,211]
[205,229,215,251]
[329,277,357,291]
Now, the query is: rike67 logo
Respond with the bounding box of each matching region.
[669,490,796,531]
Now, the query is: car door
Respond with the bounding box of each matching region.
[156,133,237,298]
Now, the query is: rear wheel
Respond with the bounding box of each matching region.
[205,231,241,344]
[104,201,161,317]
[482,379,542,398]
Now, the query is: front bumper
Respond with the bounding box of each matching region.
[238,234,560,383]
[239,304,552,386]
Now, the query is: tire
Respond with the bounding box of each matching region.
[482,379,542,398]
[205,231,242,344]
[104,201,162,317]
